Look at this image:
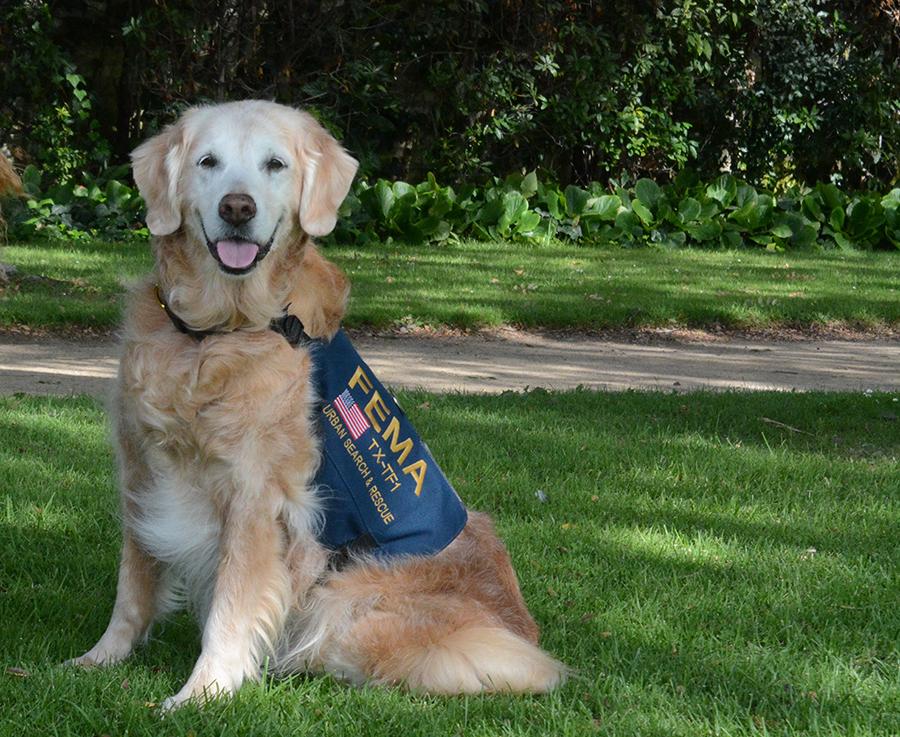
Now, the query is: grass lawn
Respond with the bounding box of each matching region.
[1,390,897,736]
[1,238,898,332]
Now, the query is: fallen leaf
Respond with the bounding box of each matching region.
[760,416,811,435]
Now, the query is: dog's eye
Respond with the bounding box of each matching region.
[266,158,286,173]
[198,154,219,169]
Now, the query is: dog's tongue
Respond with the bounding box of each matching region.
[216,240,259,269]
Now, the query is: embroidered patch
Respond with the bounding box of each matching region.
[310,330,468,558]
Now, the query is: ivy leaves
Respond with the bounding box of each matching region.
[10,163,899,252]
[334,172,900,251]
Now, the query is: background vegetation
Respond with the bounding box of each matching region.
[1,2,899,259]
[2,0,898,190]
[7,166,900,252]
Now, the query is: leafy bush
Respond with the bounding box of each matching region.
[333,173,900,252]
[6,160,898,251]
[1,2,897,189]
[7,165,146,242]
[0,5,111,184]
[7,167,899,251]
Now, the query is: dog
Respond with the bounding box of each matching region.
[0,152,22,234]
[0,153,22,198]
[69,100,565,710]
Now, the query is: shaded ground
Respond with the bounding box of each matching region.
[0,328,897,398]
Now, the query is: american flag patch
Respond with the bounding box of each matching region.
[334,389,370,440]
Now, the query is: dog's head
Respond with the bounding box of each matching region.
[131,100,357,276]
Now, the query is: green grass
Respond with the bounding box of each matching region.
[1,391,897,736]
[2,238,899,331]
[0,239,147,329]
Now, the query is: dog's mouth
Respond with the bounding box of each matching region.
[200,215,283,275]
[216,240,259,269]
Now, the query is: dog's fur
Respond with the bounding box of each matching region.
[0,153,22,198]
[0,153,22,240]
[70,101,565,709]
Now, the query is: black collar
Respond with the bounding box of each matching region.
[155,285,310,347]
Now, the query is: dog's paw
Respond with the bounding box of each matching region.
[159,680,232,713]
[64,645,127,668]
[159,659,238,713]
[64,631,137,667]
[159,693,190,714]
[299,307,342,341]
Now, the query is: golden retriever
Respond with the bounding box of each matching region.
[69,100,565,709]
[0,153,22,198]
[0,153,22,235]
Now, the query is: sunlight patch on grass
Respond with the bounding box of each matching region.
[0,391,896,735]
[1,238,898,331]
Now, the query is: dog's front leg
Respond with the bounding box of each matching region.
[161,504,290,711]
[68,533,161,666]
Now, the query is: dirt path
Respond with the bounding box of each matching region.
[1,329,897,398]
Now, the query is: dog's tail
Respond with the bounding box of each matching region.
[373,625,566,695]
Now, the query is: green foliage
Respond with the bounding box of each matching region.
[1,5,111,183]
[1,1,897,189]
[332,172,900,251]
[8,165,146,241]
[7,166,899,251]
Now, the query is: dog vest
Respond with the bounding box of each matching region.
[155,288,468,559]
[309,329,468,558]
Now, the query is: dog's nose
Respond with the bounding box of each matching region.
[218,193,257,227]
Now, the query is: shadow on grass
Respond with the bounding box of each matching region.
[338,243,900,328]
[0,391,894,734]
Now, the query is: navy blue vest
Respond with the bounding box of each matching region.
[309,330,468,558]
[153,291,466,560]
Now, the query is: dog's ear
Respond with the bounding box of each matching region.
[131,119,188,236]
[297,114,358,237]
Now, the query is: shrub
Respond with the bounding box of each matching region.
[333,173,900,251]
[7,165,146,242]
[9,167,897,252]
[1,2,897,189]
